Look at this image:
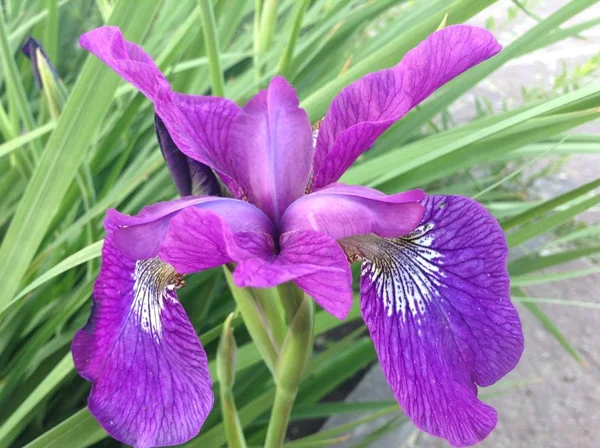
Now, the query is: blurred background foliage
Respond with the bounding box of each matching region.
[0,0,599,446]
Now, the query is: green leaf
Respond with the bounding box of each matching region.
[0,121,56,159]
[0,353,74,446]
[1,240,103,317]
[0,0,164,308]
[23,408,105,448]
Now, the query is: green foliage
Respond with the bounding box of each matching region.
[1,0,599,446]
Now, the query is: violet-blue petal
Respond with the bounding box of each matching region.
[108,196,273,260]
[158,206,275,274]
[281,183,425,240]
[80,26,243,196]
[227,76,313,223]
[311,25,501,190]
[234,230,353,319]
[355,196,523,446]
[72,222,213,448]
[155,114,221,197]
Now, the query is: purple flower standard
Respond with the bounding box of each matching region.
[73,25,524,448]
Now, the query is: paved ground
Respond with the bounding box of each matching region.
[324,2,600,446]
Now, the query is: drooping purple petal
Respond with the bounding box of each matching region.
[234,230,353,319]
[108,196,273,260]
[79,27,243,196]
[155,114,222,197]
[311,26,501,190]
[227,76,313,223]
[350,196,523,446]
[281,183,425,240]
[72,222,213,448]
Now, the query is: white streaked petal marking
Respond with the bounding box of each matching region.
[131,257,182,341]
[363,223,445,321]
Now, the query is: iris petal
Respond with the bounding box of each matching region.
[349,196,523,446]
[79,27,243,196]
[281,183,425,240]
[311,25,501,190]
[107,196,273,261]
[158,206,275,274]
[72,223,213,448]
[227,76,313,223]
[234,230,353,319]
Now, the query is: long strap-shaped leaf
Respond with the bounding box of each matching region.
[0,0,162,307]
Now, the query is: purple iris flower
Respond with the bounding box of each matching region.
[72,25,524,447]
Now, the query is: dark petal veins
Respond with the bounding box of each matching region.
[107,196,273,261]
[155,114,222,197]
[311,26,501,190]
[72,223,213,447]
[79,27,245,198]
[355,196,523,446]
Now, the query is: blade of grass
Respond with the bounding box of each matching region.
[0,0,162,308]
[502,177,600,230]
[23,408,105,448]
[506,192,600,247]
[276,0,310,77]
[0,121,56,159]
[511,267,600,287]
[0,353,74,446]
[388,0,600,146]
[197,0,225,96]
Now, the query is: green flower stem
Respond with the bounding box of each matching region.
[277,281,304,323]
[223,267,279,375]
[253,286,287,347]
[197,0,225,97]
[217,313,248,448]
[265,294,314,448]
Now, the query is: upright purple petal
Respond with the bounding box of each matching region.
[281,183,425,240]
[108,196,273,260]
[349,196,523,446]
[227,76,313,223]
[155,114,222,197]
[234,230,353,319]
[72,223,213,447]
[80,27,243,196]
[311,26,501,190]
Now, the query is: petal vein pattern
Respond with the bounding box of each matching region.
[72,223,213,448]
[365,222,444,320]
[358,196,524,446]
[311,25,502,189]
